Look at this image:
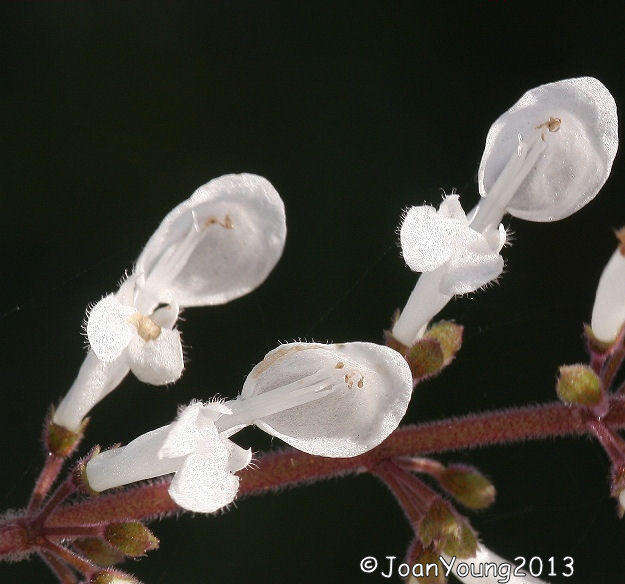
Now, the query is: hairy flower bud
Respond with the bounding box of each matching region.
[104,522,159,557]
[396,320,463,381]
[90,570,140,584]
[438,465,496,510]
[556,364,603,407]
[418,500,477,558]
[73,538,125,567]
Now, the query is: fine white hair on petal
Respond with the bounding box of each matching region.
[440,252,504,295]
[168,451,239,513]
[126,328,184,386]
[591,246,625,342]
[240,341,413,457]
[86,294,137,362]
[478,77,618,222]
[135,173,287,307]
[400,199,469,272]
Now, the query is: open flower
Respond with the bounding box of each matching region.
[391,195,505,346]
[86,341,413,512]
[473,77,618,230]
[52,174,287,432]
[591,230,625,343]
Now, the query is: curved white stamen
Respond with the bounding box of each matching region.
[216,366,361,433]
[471,127,549,232]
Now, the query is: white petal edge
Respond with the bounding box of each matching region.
[591,247,625,342]
[86,295,137,362]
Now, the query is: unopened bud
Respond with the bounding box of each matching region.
[404,321,463,381]
[406,338,445,380]
[438,464,496,510]
[105,522,159,557]
[556,364,603,407]
[73,538,124,567]
[425,321,463,364]
[418,500,477,559]
[90,570,140,584]
[46,417,89,457]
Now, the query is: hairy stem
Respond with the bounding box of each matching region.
[27,454,64,514]
[39,550,78,584]
[3,399,625,560]
[44,399,625,528]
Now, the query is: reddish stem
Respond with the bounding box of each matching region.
[33,477,77,529]
[372,460,437,523]
[39,550,78,584]
[602,327,625,389]
[40,540,96,578]
[587,420,625,466]
[396,456,446,477]
[27,454,64,514]
[43,525,104,539]
[3,399,625,561]
[41,399,625,530]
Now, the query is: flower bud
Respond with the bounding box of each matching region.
[417,500,477,558]
[104,522,159,557]
[73,538,124,567]
[556,364,603,407]
[403,321,463,381]
[425,321,463,364]
[438,464,496,510]
[90,570,140,584]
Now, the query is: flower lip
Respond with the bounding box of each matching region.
[135,173,287,308]
[478,76,618,222]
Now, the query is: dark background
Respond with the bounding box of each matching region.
[2,2,624,583]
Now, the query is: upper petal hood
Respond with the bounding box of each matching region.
[135,174,286,307]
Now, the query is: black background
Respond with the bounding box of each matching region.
[2,2,625,583]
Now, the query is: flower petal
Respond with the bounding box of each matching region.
[127,328,184,386]
[591,247,625,342]
[52,350,130,432]
[242,342,413,457]
[440,251,504,295]
[86,295,137,362]
[168,452,239,513]
[135,174,286,307]
[227,442,253,472]
[479,77,618,222]
[158,401,204,459]
[400,204,468,272]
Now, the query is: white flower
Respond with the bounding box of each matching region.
[86,341,413,512]
[392,195,505,346]
[591,239,625,343]
[473,77,617,230]
[445,544,549,583]
[52,173,287,432]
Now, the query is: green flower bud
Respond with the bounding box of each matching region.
[438,464,496,510]
[556,364,603,407]
[104,522,159,558]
